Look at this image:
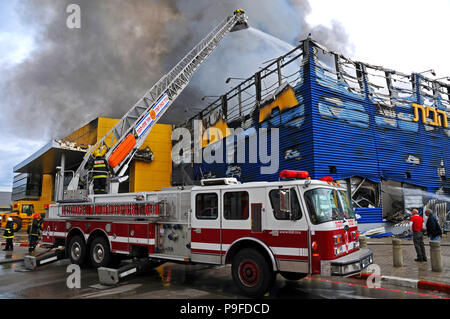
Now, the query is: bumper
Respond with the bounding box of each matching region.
[321,248,373,276]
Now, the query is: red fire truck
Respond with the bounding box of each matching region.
[40,171,373,297]
[26,10,372,298]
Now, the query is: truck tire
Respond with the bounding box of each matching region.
[231,248,275,298]
[89,236,111,268]
[12,219,21,232]
[68,235,87,265]
[280,271,307,281]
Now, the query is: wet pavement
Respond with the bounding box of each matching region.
[0,246,448,300]
[365,234,450,286]
[0,233,449,300]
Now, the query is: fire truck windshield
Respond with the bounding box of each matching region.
[304,188,355,225]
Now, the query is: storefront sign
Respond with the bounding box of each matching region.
[412,103,448,128]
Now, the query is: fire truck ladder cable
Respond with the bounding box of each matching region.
[67,10,249,192]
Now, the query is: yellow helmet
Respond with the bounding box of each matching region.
[99,147,107,157]
[93,147,107,157]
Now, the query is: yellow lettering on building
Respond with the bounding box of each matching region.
[411,103,448,128]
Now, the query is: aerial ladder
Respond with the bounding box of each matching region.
[64,9,249,200]
[25,9,248,270]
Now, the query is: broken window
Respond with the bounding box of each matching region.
[349,177,380,208]
[390,72,414,106]
[381,180,427,222]
[365,66,392,106]
[314,48,339,83]
[338,56,364,96]
[419,77,436,108]
[337,177,380,209]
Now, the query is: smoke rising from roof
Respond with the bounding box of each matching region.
[0,0,353,141]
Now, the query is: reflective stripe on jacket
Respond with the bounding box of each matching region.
[28,219,40,237]
[3,221,14,239]
[93,175,108,179]
[93,157,109,179]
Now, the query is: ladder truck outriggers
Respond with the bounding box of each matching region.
[31,9,373,298]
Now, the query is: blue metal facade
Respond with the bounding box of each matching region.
[182,40,449,223]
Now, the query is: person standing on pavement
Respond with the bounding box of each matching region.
[425,209,442,241]
[409,209,427,262]
[2,217,15,251]
[27,213,41,253]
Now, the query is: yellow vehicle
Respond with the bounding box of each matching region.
[0,203,45,232]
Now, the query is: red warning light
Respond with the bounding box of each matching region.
[319,176,334,183]
[280,170,309,179]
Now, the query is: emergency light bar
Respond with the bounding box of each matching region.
[279,170,309,179]
[319,176,333,183]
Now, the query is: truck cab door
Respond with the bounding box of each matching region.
[266,187,310,274]
[190,190,222,264]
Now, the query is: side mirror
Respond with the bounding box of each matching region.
[279,189,291,213]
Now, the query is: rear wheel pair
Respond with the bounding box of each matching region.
[68,235,111,268]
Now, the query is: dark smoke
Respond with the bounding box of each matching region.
[0,0,353,141]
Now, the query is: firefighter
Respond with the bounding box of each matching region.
[27,213,41,253]
[2,217,15,251]
[92,147,110,194]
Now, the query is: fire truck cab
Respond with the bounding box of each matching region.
[42,170,372,297]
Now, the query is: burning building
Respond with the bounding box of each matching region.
[174,39,450,230]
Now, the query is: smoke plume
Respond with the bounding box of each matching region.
[0,0,353,142]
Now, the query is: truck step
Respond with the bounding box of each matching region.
[148,253,190,262]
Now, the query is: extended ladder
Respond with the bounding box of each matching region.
[67,10,248,195]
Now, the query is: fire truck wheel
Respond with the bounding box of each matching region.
[68,235,87,265]
[90,237,111,268]
[280,271,307,281]
[232,248,275,298]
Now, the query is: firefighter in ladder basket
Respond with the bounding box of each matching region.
[91,147,110,194]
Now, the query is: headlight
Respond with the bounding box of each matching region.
[331,262,361,275]
[343,262,361,273]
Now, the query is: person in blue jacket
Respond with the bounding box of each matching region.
[425,209,442,241]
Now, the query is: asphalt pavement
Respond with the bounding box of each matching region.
[1,230,449,296]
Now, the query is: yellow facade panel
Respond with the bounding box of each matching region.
[63,118,98,146]
[258,86,299,123]
[96,117,173,193]
[13,174,54,214]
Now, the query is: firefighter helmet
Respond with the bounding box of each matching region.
[94,147,107,158]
